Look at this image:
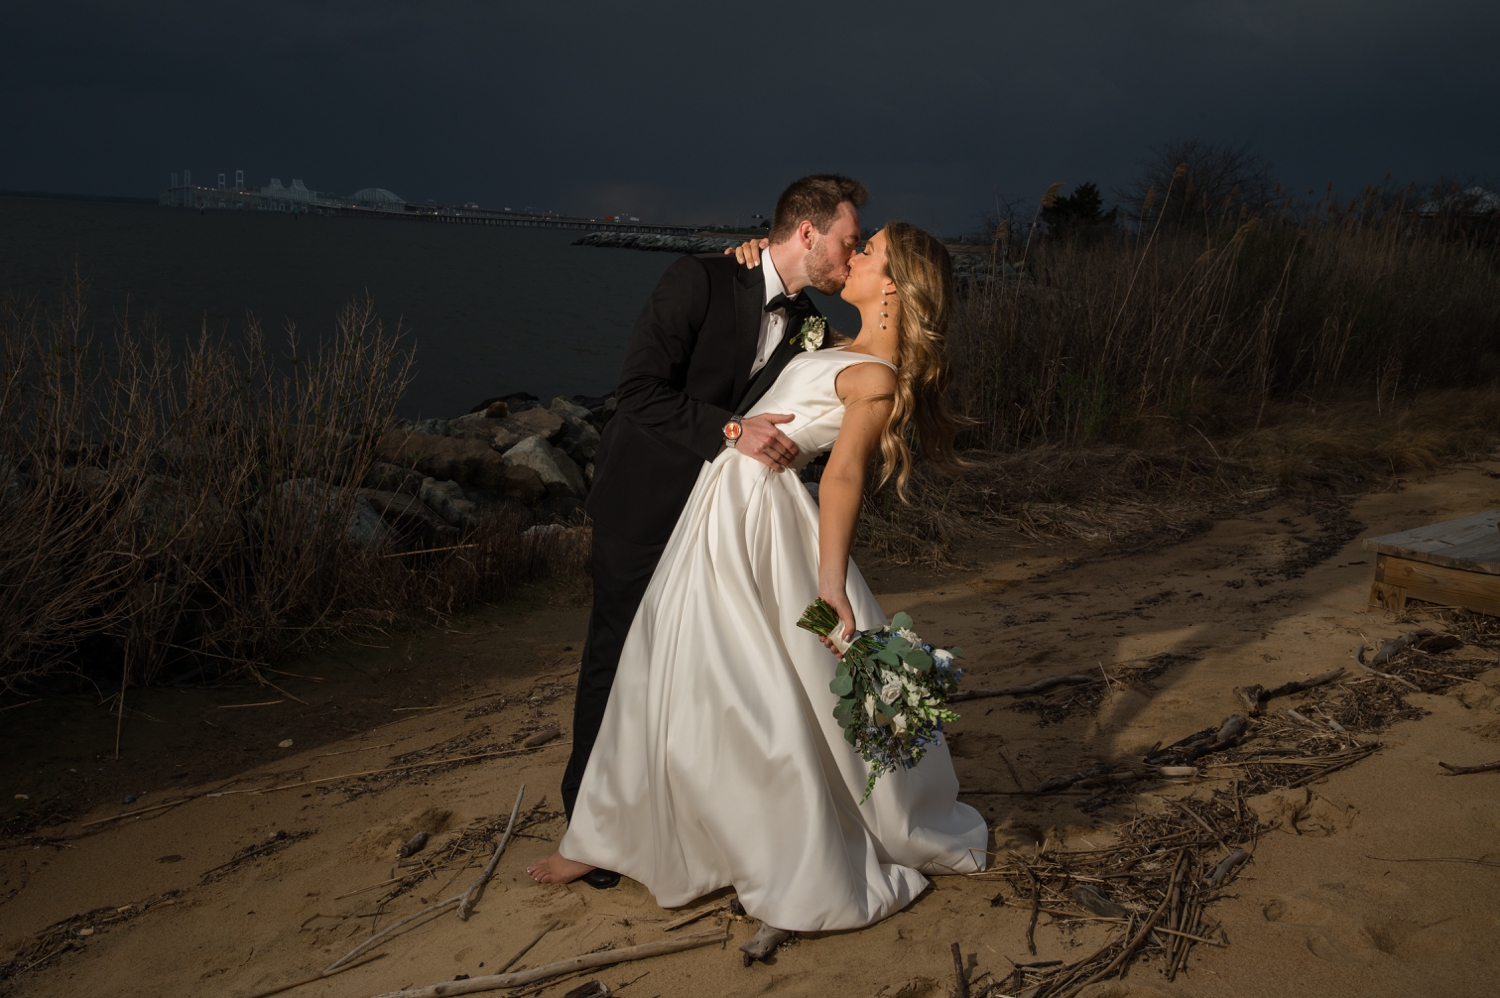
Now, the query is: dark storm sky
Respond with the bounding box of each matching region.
[3,1,1496,234]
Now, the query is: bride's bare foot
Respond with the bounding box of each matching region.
[526,852,595,884]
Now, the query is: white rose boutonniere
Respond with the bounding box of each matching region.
[791,315,826,352]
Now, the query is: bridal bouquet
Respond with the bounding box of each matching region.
[797,598,963,802]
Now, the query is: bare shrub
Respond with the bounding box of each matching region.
[0,282,582,692]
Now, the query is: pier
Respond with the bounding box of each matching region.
[158,183,703,235]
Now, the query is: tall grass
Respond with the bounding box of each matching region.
[950,189,1500,449]
[859,188,1500,565]
[0,284,583,693]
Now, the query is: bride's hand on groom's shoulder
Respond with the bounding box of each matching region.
[725,238,770,267]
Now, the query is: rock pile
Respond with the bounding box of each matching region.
[573,232,743,254]
[373,392,614,542]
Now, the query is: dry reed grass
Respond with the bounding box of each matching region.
[0,281,586,693]
[862,185,1499,566]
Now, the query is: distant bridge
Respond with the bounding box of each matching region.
[158,184,704,235]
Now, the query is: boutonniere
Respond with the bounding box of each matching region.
[790,315,827,352]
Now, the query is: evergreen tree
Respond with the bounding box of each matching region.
[1042,182,1115,240]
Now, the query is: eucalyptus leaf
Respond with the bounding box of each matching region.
[886,635,911,655]
[835,661,851,678]
[890,612,913,631]
[844,726,856,744]
[829,674,854,697]
[904,650,932,672]
[874,649,900,666]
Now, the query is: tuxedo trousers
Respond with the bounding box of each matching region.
[560,522,668,820]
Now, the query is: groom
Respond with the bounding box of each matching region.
[555,175,868,885]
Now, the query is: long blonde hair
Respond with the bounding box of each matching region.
[875,221,961,497]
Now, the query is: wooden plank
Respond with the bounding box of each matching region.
[1373,555,1500,617]
[1362,511,1500,575]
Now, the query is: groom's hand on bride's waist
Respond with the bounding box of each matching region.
[739,413,799,472]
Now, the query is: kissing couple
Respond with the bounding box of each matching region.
[527,175,987,960]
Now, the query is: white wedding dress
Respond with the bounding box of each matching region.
[560,347,987,931]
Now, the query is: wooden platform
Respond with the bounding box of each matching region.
[1363,511,1500,616]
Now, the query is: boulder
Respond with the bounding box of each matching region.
[506,407,565,442]
[419,478,535,531]
[130,475,232,542]
[549,397,601,462]
[549,397,594,425]
[265,478,393,551]
[502,435,586,499]
[448,412,528,453]
[468,392,540,416]
[448,412,499,440]
[412,418,450,437]
[363,461,425,495]
[344,495,393,550]
[556,418,601,463]
[375,430,545,502]
[360,488,457,544]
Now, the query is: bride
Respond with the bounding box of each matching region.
[528,222,987,949]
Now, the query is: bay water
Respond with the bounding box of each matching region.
[0,196,859,419]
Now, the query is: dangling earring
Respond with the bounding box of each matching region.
[879,293,889,329]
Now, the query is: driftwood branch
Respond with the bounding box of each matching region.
[1233,668,1345,716]
[457,784,524,920]
[326,900,460,974]
[1206,848,1249,887]
[1354,637,1424,690]
[243,950,388,998]
[1438,760,1500,776]
[367,927,728,998]
[662,901,730,931]
[497,920,557,974]
[950,941,970,998]
[1144,715,1247,766]
[948,674,1094,703]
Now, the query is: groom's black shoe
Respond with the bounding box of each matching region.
[582,868,621,890]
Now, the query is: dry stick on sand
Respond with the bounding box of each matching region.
[457,784,525,920]
[365,928,728,998]
[1438,760,1500,776]
[242,950,388,998]
[1071,849,1187,993]
[951,941,970,998]
[1234,667,1345,716]
[949,674,1094,703]
[325,787,524,973]
[1025,865,1042,955]
[497,920,558,974]
[662,901,730,931]
[1366,855,1500,868]
[325,899,461,975]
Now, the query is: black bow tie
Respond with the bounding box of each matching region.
[764,292,810,317]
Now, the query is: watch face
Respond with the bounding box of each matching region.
[723,420,743,441]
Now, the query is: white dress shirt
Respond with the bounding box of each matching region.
[751,247,798,378]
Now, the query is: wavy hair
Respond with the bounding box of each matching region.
[873,221,961,497]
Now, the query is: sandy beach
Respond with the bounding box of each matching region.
[3,460,1498,998]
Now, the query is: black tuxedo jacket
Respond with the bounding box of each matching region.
[586,253,824,545]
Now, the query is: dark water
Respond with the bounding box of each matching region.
[0,196,859,419]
